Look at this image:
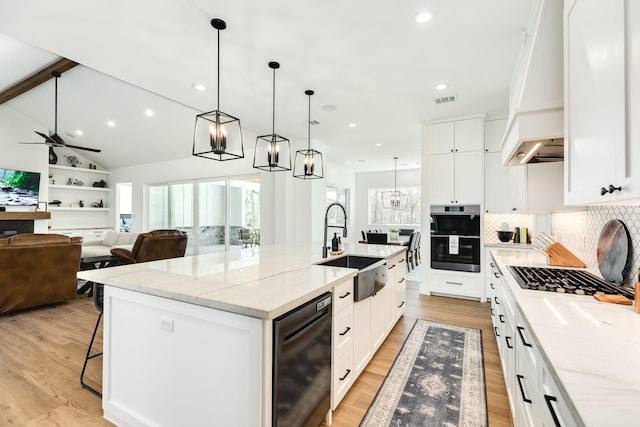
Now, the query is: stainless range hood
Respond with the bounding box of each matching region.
[501,0,564,166]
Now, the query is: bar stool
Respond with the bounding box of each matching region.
[80,282,104,397]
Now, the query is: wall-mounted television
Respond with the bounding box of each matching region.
[0,168,41,206]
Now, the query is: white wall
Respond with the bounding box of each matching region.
[0,106,50,232]
[354,168,421,238]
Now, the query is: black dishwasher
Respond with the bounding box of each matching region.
[272,292,332,427]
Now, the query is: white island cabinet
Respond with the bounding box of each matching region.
[78,242,406,427]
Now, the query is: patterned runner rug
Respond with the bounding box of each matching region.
[360,319,487,426]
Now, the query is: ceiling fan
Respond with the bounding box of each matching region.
[18,71,101,153]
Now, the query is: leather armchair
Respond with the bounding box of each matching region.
[0,233,83,314]
[111,229,188,263]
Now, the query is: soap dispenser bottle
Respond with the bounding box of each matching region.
[331,233,339,252]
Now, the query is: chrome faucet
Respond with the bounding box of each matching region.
[323,202,348,258]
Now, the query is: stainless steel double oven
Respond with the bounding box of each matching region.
[430,205,481,273]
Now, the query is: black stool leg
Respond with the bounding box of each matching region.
[80,311,103,397]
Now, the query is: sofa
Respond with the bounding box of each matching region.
[111,229,188,263]
[0,233,83,314]
[81,230,139,258]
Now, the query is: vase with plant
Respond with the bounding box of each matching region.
[389,228,400,240]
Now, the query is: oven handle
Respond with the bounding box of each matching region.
[430,234,481,239]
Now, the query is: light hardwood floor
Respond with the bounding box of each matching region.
[0,281,512,426]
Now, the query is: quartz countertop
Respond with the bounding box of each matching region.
[484,242,536,249]
[490,248,640,426]
[78,242,406,320]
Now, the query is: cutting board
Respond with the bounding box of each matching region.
[597,219,631,284]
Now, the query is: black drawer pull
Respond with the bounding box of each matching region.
[517,375,532,403]
[446,281,463,286]
[388,264,396,270]
[398,259,405,263]
[339,369,351,381]
[490,283,495,289]
[339,291,351,299]
[397,301,405,308]
[339,326,351,336]
[494,296,500,305]
[499,314,505,324]
[505,336,513,349]
[398,277,405,284]
[544,394,561,427]
[494,326,499,337]
[490,262,495,267]
[517,326,533,347]
[494,272,500,278]
[490,308,494,316]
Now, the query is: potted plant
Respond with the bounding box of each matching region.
[389,228,400,240]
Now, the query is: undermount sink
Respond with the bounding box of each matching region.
[317,255,387,301]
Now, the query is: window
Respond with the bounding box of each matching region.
[368,187,420,225]
[148,176,259,254]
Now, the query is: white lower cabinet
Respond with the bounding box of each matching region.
[429,269,483,300]
[331,279,354,409]
[490,253,578,426]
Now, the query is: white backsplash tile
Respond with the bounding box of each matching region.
[484,213,534,244]
[552,206,640,287]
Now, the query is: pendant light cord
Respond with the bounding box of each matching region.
[394,157,398,191]
[216,28,220,111]
[272,67,276,134]
[54,75,58,134]
[307,93,311,150]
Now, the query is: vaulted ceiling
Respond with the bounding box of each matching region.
[0,0,534,172]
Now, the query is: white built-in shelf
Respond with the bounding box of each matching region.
[49,165,110,175]
[49,184,111,192]
[49,207,110,212]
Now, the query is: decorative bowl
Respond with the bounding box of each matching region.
[497,230,514,242]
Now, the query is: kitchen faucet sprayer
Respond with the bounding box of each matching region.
[323,202,347,258]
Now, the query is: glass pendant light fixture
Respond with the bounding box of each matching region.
[253,61,291,171]
[382,157,408,209]
[293,90,324,179]
[192,18,244,161]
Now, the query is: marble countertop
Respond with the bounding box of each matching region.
[78,242,406,320]
[484,242,536,249]
[490,248,640,426]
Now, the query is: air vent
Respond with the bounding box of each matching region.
[305,120,320,125]
[435,95,457,104]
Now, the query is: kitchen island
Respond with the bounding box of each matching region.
[490,249,640,426]
[78,241,406,427]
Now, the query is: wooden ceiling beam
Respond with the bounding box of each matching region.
[0,58,78,105]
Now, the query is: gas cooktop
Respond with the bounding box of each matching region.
[509,266,634,299]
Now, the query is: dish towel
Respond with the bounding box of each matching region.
[449,235,459,255]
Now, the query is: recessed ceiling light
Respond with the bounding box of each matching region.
[322,104,337,112]
[107,120,115,127]
[345,160,350,164]
[348,123,357,128]
[192,83,206,91]
[415,10,433,23]
[375,143,382,146]
[145,109,154,117]
[435,83,449,90]
[75,129,83,136]
[357,160,366,163]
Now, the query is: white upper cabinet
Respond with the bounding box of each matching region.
[424,116,484,205]
[564,0,640,204]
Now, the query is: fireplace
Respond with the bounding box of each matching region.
[0,220,34,238]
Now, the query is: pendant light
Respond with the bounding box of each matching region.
[293,90,324,179]
[253,61,291,171]
[192,18,244,161]
[382,157,408,209]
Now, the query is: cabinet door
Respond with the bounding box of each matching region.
[454,118,484,152]
[352,298,371,376]
[369,287,387,350]
[565,0,625,204]
[454,151,483,204]
[484,118,507,153]
[485,152,526,212]
[427,153,455,204]
[426,121,455,155]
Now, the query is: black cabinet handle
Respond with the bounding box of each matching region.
[601,184,622,196]
[499,314,505,324]
[505,336,513,349]
[517,326,533,347]
[490,262,495,267]
[516,375,532,404]
[494,272,500,278]
[339,291,351,299]
[339,326,351,336]
[398,259,405,263]
[388,264,396,270]
[397,301,405,308]
[544,395,562,427]
[494,296,500,305]
[494,326,500,337]
[490,283,495,289]
[490,308,494,316]
[339,369,351,381]
[398,277,405,284]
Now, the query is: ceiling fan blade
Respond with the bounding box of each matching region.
[65,144,102,153]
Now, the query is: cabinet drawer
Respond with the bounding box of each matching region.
[332,351,354,409]
[430,272,482,298]
[540,364,577,427]
[333,279,354,313]
[516,313,539,373]
[333,307,353,354]
[394,282,406,319]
